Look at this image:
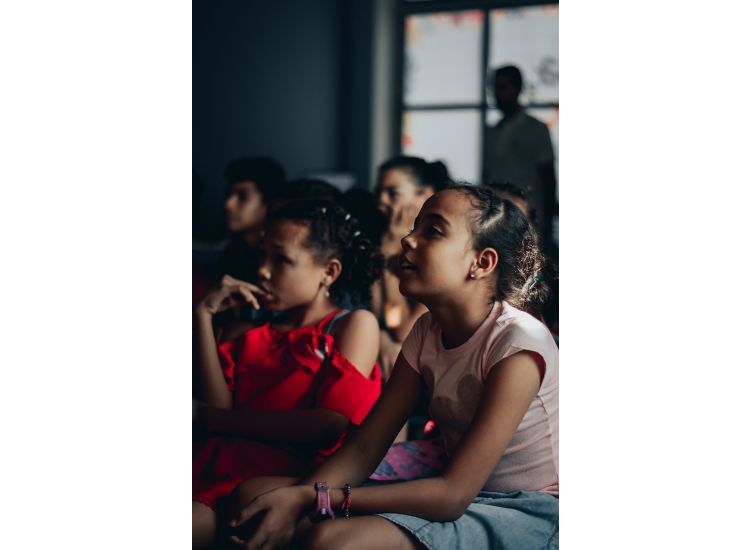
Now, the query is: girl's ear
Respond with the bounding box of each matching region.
[322,258,343,288]
[472,247,499,280]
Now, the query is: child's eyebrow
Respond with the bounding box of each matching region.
[423,212,451,226]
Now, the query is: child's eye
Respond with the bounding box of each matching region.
[426,226,442,237]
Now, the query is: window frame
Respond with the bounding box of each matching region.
[396,0,559,182]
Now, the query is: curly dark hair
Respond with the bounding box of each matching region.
[449,184,550,313]
[273,178,343,205]
[268,199,384,307]
[223,156,286,203]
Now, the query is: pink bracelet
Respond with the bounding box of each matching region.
[312,482,336,522]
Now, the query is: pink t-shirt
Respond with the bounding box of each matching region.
[401,301,559,496]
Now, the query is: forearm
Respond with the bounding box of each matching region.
[194,310,232,408]
[299,476,466,523]
[299,421,399,493]
[200,407,349,447]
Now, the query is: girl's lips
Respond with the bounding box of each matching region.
[257,286,274,299]
[399,255,417,271]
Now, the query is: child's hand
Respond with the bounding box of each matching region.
[196,275,268,316]
[228,485,312,549]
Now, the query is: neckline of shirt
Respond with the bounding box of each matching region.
[436,301,509,355]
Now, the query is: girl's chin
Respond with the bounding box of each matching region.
[398,280,419,299]
[260,298,281,311]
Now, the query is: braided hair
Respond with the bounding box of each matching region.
[449,184,550,313]
[268,199,384,307]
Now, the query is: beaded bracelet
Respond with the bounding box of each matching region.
[340,483,352,518]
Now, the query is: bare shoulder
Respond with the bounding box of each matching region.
[333,309,379,335]
[330,309,379,377]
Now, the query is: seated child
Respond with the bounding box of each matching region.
[192,199,384,549]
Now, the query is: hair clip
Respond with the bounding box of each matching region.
[344,213,351,221]
[353,230,361,237]
[320,207,327,214]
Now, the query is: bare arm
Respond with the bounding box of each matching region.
[316,351,542,520]
[298,354,423,486]
[233,351,542,548]
[329,309,379,377]
[194,275,262,409]
[194,311,232,408]
[197,309,380,445]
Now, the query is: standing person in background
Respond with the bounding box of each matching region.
[484,65,557,250]
[373,156,452,383]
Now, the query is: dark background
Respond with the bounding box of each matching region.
[193,0,395,240]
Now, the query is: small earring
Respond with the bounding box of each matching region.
[469,272,476,279]
[325,288,330,298]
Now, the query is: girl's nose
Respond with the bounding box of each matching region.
[257,261,270,281]
[401,232,416,251]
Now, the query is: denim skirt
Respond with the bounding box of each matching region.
[378,490,558,550]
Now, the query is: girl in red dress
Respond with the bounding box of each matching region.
[193,199,384,548]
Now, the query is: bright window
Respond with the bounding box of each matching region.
[400,2,559,185]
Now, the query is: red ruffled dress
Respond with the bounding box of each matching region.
[193,310,381,509]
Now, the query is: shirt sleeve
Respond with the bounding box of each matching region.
[483,322,553,384]
[315,348,381,425]
[399,312,432,373]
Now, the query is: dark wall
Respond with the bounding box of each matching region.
[194,0,374,240]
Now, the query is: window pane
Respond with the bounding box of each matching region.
[489,5,559,105]
[402,109,481,184]
[404,10,484,106]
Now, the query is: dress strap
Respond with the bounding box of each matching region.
[323,309,351,335]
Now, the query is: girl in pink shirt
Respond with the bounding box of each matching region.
[227,185,559,550]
